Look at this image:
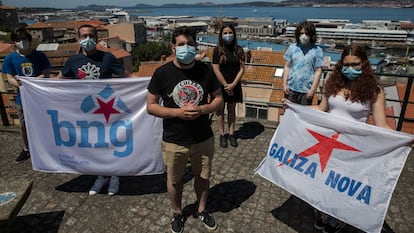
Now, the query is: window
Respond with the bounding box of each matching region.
[245,103,268,120]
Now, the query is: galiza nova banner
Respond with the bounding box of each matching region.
[256,103,412,233]
[20,77,164,176]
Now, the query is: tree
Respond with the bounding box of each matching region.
[133,41,171,72]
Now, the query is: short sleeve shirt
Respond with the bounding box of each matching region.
[61,50,124,79]
[284,43,323,93]
[148,61,221,145]
[3,50,51,77]
[2,50,51,104]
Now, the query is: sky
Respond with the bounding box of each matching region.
[2,0,280,9]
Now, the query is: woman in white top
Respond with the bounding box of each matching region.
[314,45,391,129]
[312,45,391,232]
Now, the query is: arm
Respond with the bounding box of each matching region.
[147,89,223,120]
[282,61,291,94]
[310,95,329,111]
[146,92,204,120]
[200,88,223,114]
[55,71,67,79]
[37,68,50,78]
[212,63,227,86]
[7,74,20,87]
[372,88,392,130]
[307,67,322,98]
[227,61,245,91]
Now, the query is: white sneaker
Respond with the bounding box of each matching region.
[108,176,119,196]
[89,176,109,195]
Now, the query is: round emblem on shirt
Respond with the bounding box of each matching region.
[77,62,101,80]
[21,63,33,76]
[171,80,204,107]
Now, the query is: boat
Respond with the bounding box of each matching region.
[369,41,387,50]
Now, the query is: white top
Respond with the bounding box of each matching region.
[327,95,370,123]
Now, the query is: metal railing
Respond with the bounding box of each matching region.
[1,63,413,132]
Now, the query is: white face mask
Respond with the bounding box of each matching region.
[299,34,310,45]
[15,40,30,50]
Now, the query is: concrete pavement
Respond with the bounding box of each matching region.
[0,119,413,233]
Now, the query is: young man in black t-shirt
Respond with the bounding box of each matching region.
[147,27,223,233]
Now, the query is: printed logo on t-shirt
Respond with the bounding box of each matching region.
[77,62,101,80]
[169,80,204,107]
[20,62,33,76]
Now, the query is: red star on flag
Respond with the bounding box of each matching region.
[299,129,360,172]
[93,97,120,122]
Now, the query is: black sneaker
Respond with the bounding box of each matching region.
[228,135,238,147]
[323,221,345,233]
[171,213,185,233]
[219,135,227,148]
[314,218,327,230]
[198,210,217,231]
[314,211,327,230]
[16,150,30,163]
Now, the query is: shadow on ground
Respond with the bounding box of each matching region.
[235,121,265,139]
[271,195,395,233]
[55,174,167,195]
[182,179,256,218]
[8,210,64,233]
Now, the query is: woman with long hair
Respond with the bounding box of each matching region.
[212,25,245,148]
[312,45,391,233]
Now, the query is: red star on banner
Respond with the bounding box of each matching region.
[299,129,360,172]
[93,97,120,122]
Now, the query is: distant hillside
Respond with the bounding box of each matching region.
[71,0,412,9]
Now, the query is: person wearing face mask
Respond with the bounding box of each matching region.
[3,26,51,163]
[282,20,323,105]
[57,24,129,80]
[307,45,393,233]
[147,27,223,233]
[212,25,245,148]
[57,24,129,196]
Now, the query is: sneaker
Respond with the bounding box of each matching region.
[198,210,217,231]
[228,135,238,147]
[323,221,345,233]
[219,135,227,148]
[89,176,109,195]
[314,217,327,230]
[171,213,185,233]
[108,176,119,196]
[15,149,30,163]
[314,211,328,230]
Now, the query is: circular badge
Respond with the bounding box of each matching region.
[171,80,204,107]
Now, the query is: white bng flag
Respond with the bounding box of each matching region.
[256,103,412,233]
[20,77,164,176]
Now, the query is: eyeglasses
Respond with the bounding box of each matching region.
[343,62,361,68]
[80,34,95,39]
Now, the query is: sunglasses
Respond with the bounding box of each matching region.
[343,62,361,68]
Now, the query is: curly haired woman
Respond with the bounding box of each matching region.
[312,45,391,233]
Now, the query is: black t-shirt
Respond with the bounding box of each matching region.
[62,50,124,79]
[148,61,221,145]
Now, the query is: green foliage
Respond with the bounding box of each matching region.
[134,41,172,70]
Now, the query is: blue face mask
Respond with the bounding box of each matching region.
[175,45,196,65]
[80,37,96,52]
[341,66,362,80]
[222,34,234,43]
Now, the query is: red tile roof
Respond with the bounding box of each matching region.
[27,20,107,30]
